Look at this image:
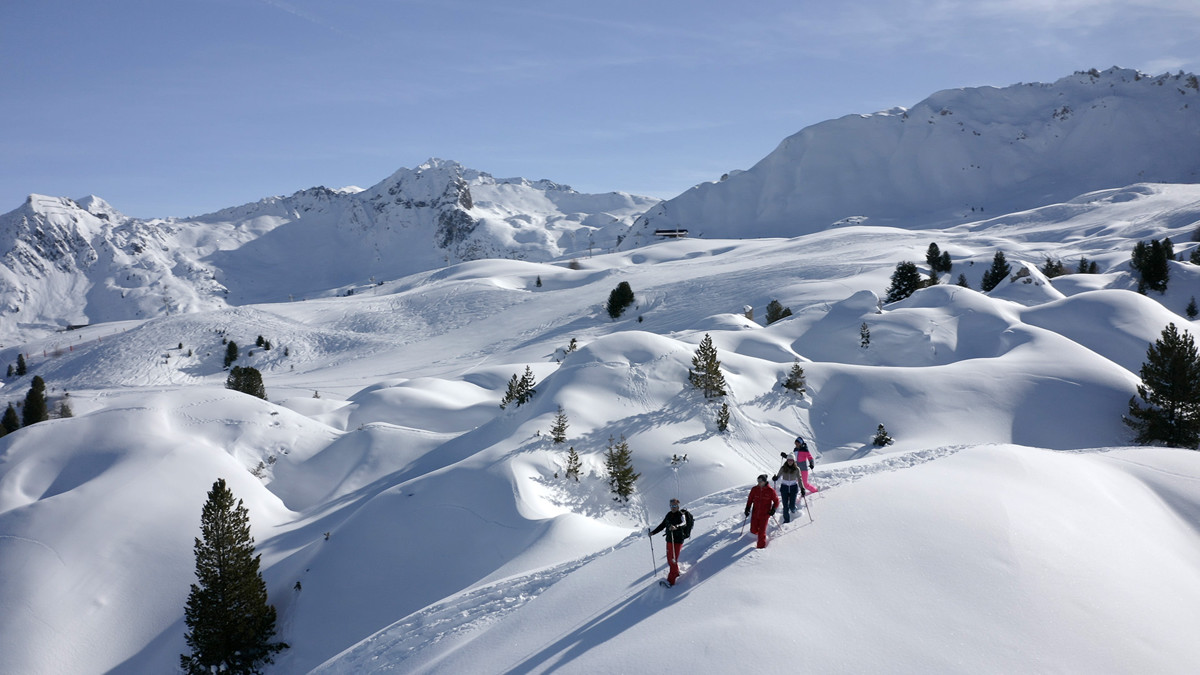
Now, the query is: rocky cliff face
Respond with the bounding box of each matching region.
[0,160,656,342]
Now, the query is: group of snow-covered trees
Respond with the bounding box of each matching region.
[546,404,637,499]
[1131,237,1173,294]
[0,375,73,440]
[878,243,1200,449]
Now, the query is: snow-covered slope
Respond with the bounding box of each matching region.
[0,160,657,344]
[630,68,1200,243]
[2,180,1200,674]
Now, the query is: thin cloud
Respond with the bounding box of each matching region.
[254,0,355,38]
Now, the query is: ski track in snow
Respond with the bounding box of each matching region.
[314,443,980,672]
[310,541,621,673]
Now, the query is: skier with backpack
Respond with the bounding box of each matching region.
[649,498,694,586]
[792,436,819,494]
[744,475,780,549]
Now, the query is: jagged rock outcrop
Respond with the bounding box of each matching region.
[0,160,656,342]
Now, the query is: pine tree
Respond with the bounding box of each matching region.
[1041,257,1066,278]
[1191,248,1200,265]
[181,479,287,674]
[517,366,537,406]
[1131,239,1170,293]
[885,261,922,303]
[606,281,635,319]
[1125,323,1200,448]
[500,373,521,409]
[925,243,942,272]
[226,366,267,400]
[500,366,537,409]
[1,403,19,434]
[1187,297,1198,320]
[22,376,48,427]
[550,406,569,443]
[688,333,728,398]
[565,446,582,481]
[860,322,871,349]
[980,251,1012,292]
[224,341,239,369]
[939,251,952,274]
[957,274,970,288]
[16,353,26,376]
[781,360,806,395]
[765,299,793,325]
[872,423,894,447]
[5,364,12,378]
[716,402,730,432]
[604,435,640,501]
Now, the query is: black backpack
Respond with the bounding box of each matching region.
[680,509,694,539]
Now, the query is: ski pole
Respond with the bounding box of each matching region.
[647,528,659,579]
[802,492,813,523]
[740,513,748,535]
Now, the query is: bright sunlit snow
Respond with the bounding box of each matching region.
[3,70,1200,674]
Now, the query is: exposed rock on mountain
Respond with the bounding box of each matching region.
[0,160,656,342]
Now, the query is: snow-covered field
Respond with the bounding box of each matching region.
[2,183,1200,674]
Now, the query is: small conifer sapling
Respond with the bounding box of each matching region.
[551,406,569,443]
[873,424,894,447]
[781,360,806,395]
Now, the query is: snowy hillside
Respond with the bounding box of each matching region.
[2,182,1200,674]
[631,67,1200,243]
[0,159,657,345]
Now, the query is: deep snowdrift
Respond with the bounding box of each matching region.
[2,183,1200,674]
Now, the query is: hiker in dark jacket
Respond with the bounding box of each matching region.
[649,498,694,586]
[773,455,803,523]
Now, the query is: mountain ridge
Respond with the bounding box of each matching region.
[0,159,657,343]
[627,67,1200,244]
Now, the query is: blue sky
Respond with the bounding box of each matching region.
[2,0,1198,218]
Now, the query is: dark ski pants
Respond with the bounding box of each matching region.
[779,483,798,523]
[665,542,682,585]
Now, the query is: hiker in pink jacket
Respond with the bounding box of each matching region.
[793,437,820,494]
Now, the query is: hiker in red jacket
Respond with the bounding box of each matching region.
[744,474,779,549]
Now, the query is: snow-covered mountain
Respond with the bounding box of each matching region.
[629,67,1200,244]
[0,159,657,344]
[1,181,1200,674]
[3,68,1200,675]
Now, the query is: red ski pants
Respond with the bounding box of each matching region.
[749,509,771,548]
[665,542,682,585]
